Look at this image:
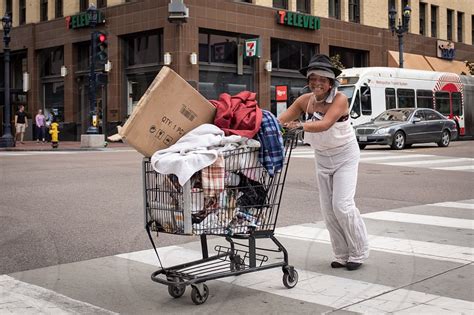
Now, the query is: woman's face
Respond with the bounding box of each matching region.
[308,74,332,97]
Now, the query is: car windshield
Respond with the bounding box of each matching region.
[338,85,355,108]
[374,109,414,122]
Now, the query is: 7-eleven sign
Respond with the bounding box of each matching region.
[244,38,260,58]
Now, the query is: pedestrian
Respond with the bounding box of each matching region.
[35,109,46,143]
[14,105,28,144]
[278,54,369,271]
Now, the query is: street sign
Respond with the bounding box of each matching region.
[276,85,288,101]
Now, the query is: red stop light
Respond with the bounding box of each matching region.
[98,33,106,43]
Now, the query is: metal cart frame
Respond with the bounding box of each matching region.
[143,131,299,305]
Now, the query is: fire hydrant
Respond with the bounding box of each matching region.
[49,122,59,148]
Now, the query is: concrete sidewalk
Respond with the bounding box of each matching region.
[0,140,130,151]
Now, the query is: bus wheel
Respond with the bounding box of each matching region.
[358,144,366,150]
[391,131,405,150]
[437,130,450,147]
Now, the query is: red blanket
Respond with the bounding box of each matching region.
[210,91,263,139]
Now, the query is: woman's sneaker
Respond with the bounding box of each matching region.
[346,262,362,270]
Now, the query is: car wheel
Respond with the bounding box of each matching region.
[391,131,405,150]
[358,144,366,150]
[437,130,450,147]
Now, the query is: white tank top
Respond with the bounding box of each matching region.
[303,94,356,151]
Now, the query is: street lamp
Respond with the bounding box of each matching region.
[0,13,14,147]
[86,4,99,134]
[389,5,411,68]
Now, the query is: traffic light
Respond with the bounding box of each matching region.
[94,31,108,65]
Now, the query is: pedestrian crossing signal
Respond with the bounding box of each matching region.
[95,31,108,65]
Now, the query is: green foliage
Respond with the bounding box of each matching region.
[330,54,345,71]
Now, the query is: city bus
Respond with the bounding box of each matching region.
[337,67,474,138]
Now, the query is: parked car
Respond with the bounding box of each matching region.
[354,108,458,150]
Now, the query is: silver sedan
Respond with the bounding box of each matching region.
[354,108,458,150]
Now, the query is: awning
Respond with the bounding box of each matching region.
[387,50,469,74]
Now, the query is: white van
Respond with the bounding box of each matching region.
[337,67,474,137]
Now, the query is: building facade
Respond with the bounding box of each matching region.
[0,0,473,140]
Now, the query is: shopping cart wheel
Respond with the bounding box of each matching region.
[168,284,186,298]
[191,283,209,305]
[282,268,298,289]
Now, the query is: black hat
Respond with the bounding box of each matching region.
[299,54,342,78]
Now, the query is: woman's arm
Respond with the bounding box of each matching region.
[302,93,348,133]
[277,93,309,124]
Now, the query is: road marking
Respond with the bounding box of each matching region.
[117,245,474,314]
[382,157,474,166]
[360,154,433,161]
[432,165,474,171]
[275,225,473,263]
[0,275,117,314]
[432,201,474,210]
[0,149,137,157]
[362,211,473,230]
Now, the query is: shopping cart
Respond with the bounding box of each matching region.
[142,130,299,305]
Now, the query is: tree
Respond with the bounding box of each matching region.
[461,60,474,75]
[330,54,345,71]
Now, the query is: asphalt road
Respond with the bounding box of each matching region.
[1,140,472,275]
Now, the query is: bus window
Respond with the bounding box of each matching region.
[351,90,361,118]
[434,91,450,115]
[452,92,462,116]
[385,88,396,109]
[397,89,415,108]
[338,85,355,108]
[416,90,433,108]
[361,86,372,115]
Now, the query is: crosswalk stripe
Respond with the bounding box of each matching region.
[362,211,474,230]
[275,225,473,263]
[432,165,474,171]
[360,154,432,161]
[381,157,473,166]
[117,245,474,313]
[0,149,137,157]
[432,201,474,210]
[0,275,117,314]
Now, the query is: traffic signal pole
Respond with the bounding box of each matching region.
[87,30,99,134]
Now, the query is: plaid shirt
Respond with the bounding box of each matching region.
[257,110,284,177]
[201,155,225,197]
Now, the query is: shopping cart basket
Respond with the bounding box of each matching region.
[142,130,299,305]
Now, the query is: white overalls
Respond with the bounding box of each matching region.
[304,94,369,264]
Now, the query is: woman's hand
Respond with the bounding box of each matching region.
[283,120,303,130]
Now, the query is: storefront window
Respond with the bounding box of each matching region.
[39,46,64,77]
[329,46,368,68]
[44,82,65,122]
[76,42,91,71]
[271,38,316,71]
[127,31,162,66]
[198,30,255,100]
[126,72,159,115]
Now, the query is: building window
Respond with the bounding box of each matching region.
[80,0,89,12]
[419,2,426,36]
[40,0,48,22]
[271,38,316,71]
[457,12,464,43]
[39,47,64,77]
[19,0,26,25]
[472,16,474,46]
[126,31,163,66]
[447,9,453,41]
[198,30,255,100]
[297,0,310,13]
[431,5,438,38]
[348,0,360,23]
[97,0,107,8]
[388,0,396,27]
[55,0,63,18]
[6,0,12,17]
[329,0,340,19]
[273,0,288,9]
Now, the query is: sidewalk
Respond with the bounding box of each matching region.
[0,140,130,151]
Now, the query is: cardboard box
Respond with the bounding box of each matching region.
[119,67,216,157]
